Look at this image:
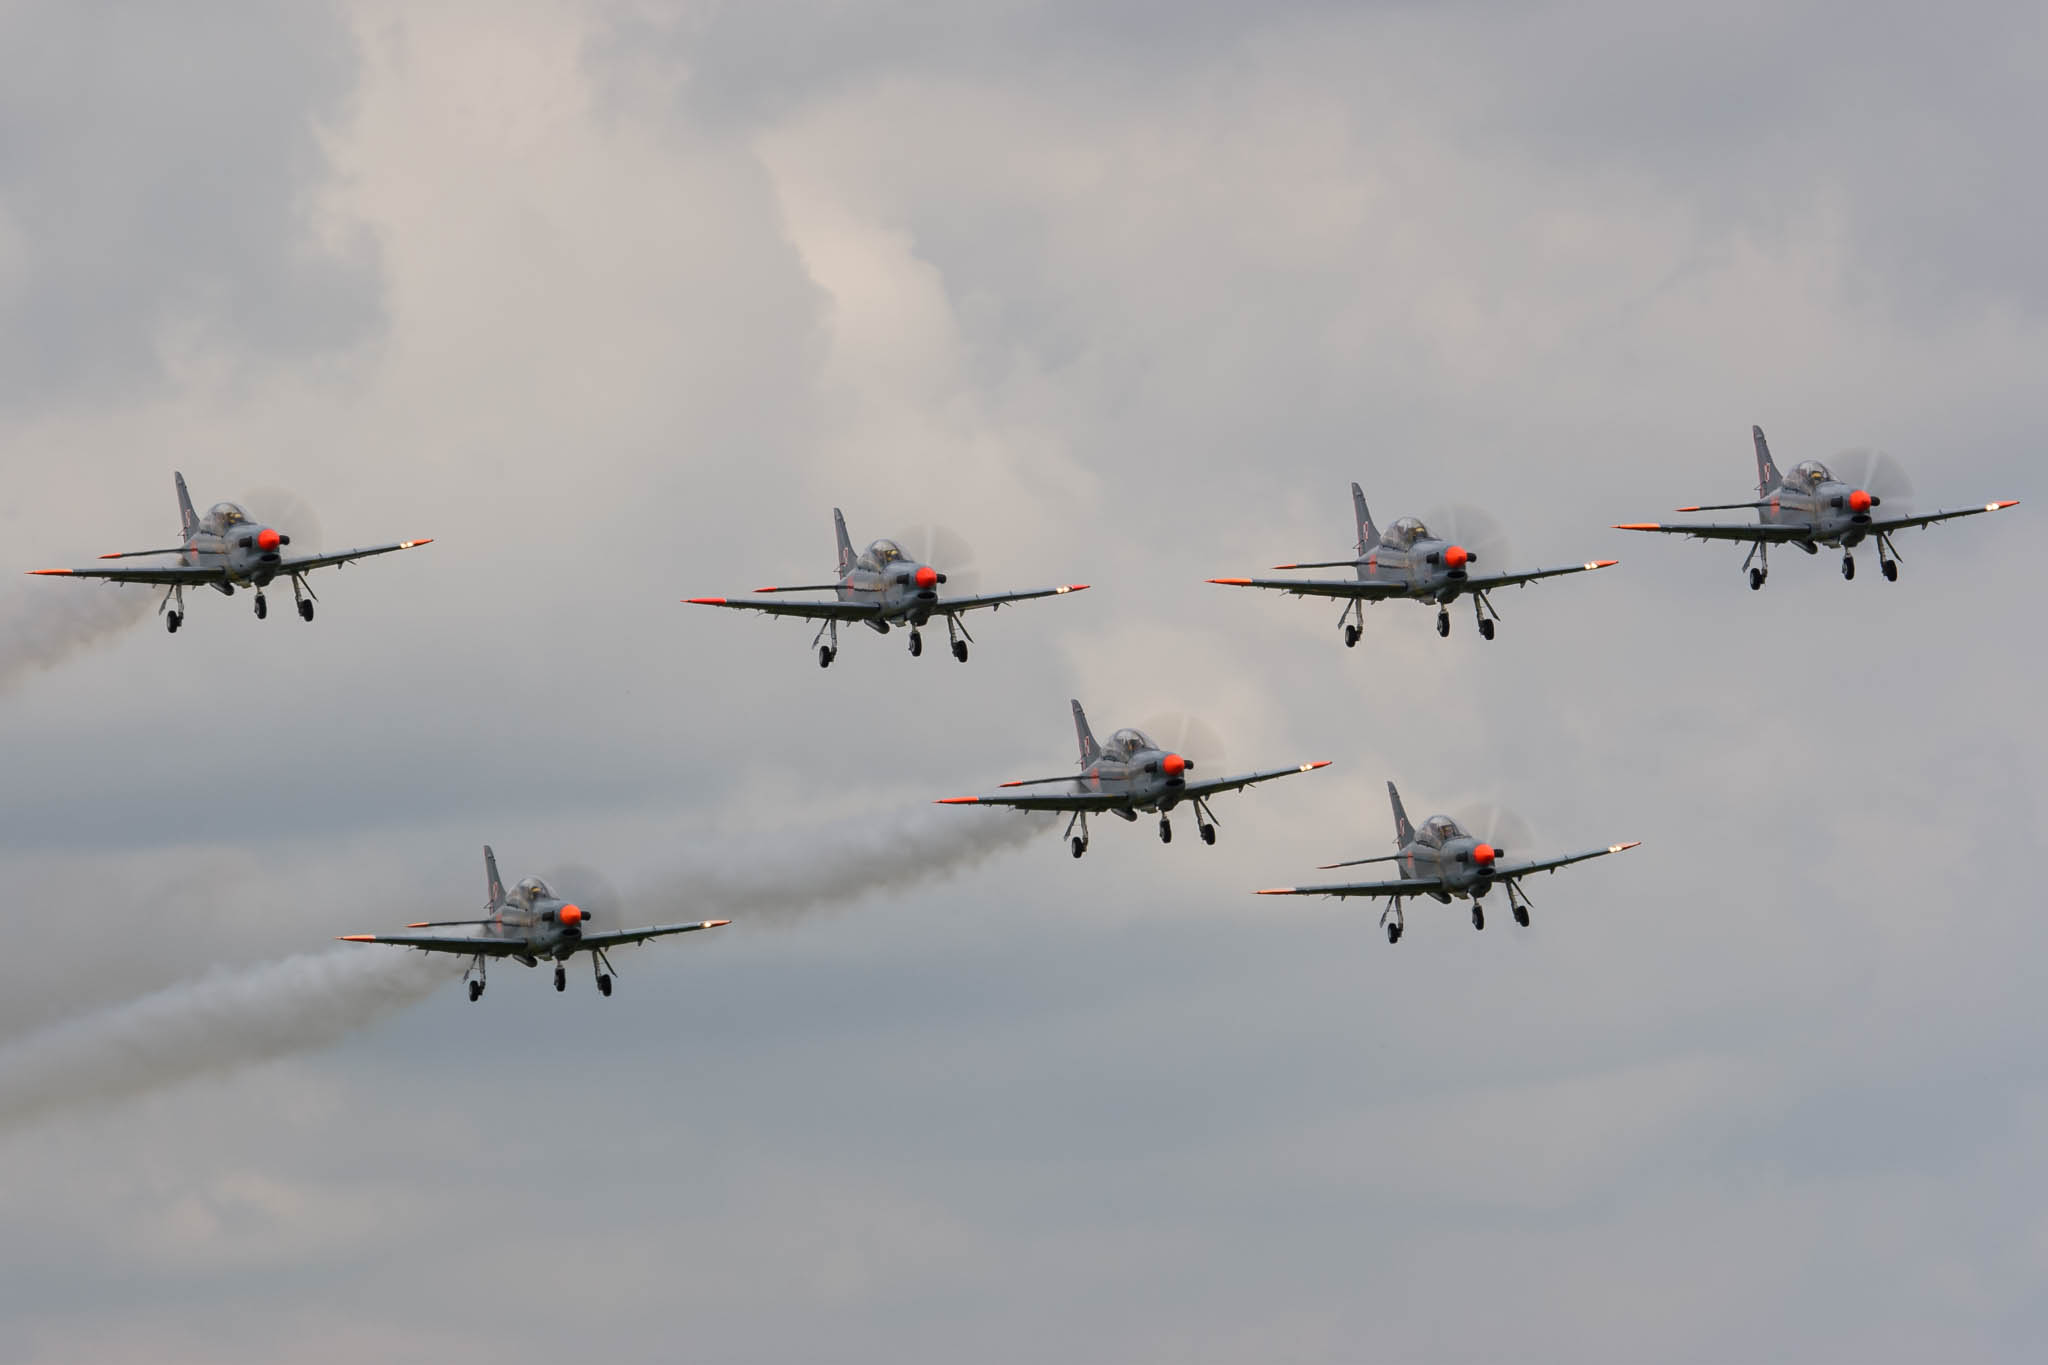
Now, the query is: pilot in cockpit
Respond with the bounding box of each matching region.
[1793,461,1830,489]
[209,502,248,528]
[1424,816,1458,845]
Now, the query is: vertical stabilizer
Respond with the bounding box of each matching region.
[483,845,506,911]
[1071,699,1102,765]
[1752,426,1784,497]
[1387,781,1415,847]
[832,508,856,573]
[174,472,198,539]
[1351,482,1381,556]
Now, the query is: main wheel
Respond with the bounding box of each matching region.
[1882,559,1898,581]
[1436,609,1451,638]
[1386,923,1401,944]
[1478,618,1495,641]
[1070,837,1086,859]
[1749,567,1764,591]
[597,974,613,997]
[253,594,267,619]
[818,646,833,668]
[554,966,567,992]
[1513,905,1530,927]
[952,640,969,662]
[1158,818,1172,844]
[1841,553,1855,580]
[1471,905,1485,931]
[908,630,923,656]
[298,599,314,621]
[1199,823,1216,845]
[1343,624,1360,648]
[468,980,483,1001]
[165,612,181,633]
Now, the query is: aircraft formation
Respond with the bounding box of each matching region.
[26,427,2019,990]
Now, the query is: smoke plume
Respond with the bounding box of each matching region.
[0,807,1047,1130]
[0,584,154,691]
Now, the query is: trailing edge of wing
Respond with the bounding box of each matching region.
[1206,577,1404,600]
[1611,521,1810,543]
[1257,878,1444,899]
[938,584,1090,612]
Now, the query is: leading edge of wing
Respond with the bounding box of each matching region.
[934,790,1126,811]
[1256,877,1443,899]
[1183,760,1332,798]
[1611,521,1808,542]
[277,539,434,573]
[1206,577,1403,600]
[1464,559,1619,590]
[336,932,529,955]
[579,920,731,949]
[937,584,1090,612]
[1495,841,1641,878]
[1864,500,2020,534]
[683,596,877,620]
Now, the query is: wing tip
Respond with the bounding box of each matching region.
[1301,760,1332,771]
[337,934,377,942]
[704,919,731,929]
[1991,500,2020,511]
[399,537,434,549]
[404,922,431,928]
[934,797,982,805]
[1057,583,1089,593]
[1208,577,1253,586]
[1609,841,1642,854]
[1255,888,1296,896]
[1587,559,1619,570]
[27,568,74,575]
[685,597,728,605]
[1612,523,1662,531]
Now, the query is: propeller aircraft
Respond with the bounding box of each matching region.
[27,473,431,631]
[1615,426,2019,589]
[1258,781,1637,943]
[1209,483,1616,645]
[688,510,1087,667]
[937,699,1330,856]
[338,846,729,1001]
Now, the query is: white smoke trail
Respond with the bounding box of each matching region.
[0,583,154,691]
[0,807,1048,1130]
[0,950,447,1132]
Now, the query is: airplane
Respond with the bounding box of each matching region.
[1615,426,2020,589]
[1257,781,1637,943]
[27,472,432,631]
[1207,483,1617,645]
[686,509,1087,667]
[338,846,729,1001]
[936,699,1331,856]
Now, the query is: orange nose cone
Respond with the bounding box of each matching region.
[915,565,938,589]
[1162,752,1187,778]
[1444,544,1469,570]
[256,527,281,551]
[1473,843,1496,865]
[560,904,583,926]
[1849,489,1872,513]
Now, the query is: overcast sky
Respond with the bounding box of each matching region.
[1,1,2043,1360]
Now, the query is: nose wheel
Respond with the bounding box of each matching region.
[554,965,567,992]
[1158,816,1172,844]
[908,630,923,657]
[1841,552,1855,580]
[253,592,267,619]
[1436,608,1451,637]
[1471,905,1485,931]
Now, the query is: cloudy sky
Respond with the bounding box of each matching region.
[1,1,2043,1359]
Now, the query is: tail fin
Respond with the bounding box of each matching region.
[1071,699,1102,765]
[483,845,506,910]
[1351,483,1380,556]
[832,508,856,573]
[1387,781,1415,847]
[174,471,197,539]
[1752,426,1784,496]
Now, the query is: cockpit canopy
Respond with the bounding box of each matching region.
[1419,815,1463,846]
[1384,516,1429,548]
[1108,728,1157,758]
[514,875,554,904]
[1791,460,1832,489]
[206,502,251,528]
[859,539,906,572]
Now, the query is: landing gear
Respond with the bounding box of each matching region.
[253,592,267,620]
[1158,816,1173,844]
[1477,618,1495,640]
[1881,558,1898,581]
[466,955,487,1001]
[1841,552,1855,581]
[1387,923,1402,944]
[592,951,614,997]
[1506,882,1533,928]
[1472,591,1499,640]
[818,645,835,668]
[1471,904,1485,931]
[290,574,315,621]
[554,964,567,992]
[812,619,840,669]
[1382,900,1405,945]
[1749,567,1765,591]
[1436,608,1451,638]
[1743,541,1770,591]
[1339,600,1366,649]
[1513,905,1530,927]
[1200,822,1216,845]
[468,980,483,1001]
[1878,531,1901,581]
[1064,811,1090,859]
[165,612,182,633]
[952,640,969,662]
[298,599,314,621]
[1070,837,1086,858]
[1343,624,1360,648]
[908,629,923,657]
[597,973,612,996]
[945,614,972,662]
[1194,797,1219,845]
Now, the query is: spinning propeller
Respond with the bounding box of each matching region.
[895,524,982,596]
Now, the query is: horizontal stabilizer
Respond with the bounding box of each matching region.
[753,583,842,593]
[998,775,1084,789]
[1271,558,1361,571]
[97,548,187,560]
[1315,854,1404,870]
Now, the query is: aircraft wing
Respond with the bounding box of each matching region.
[1611,520,1814,543]
[577,919,730,950]
[1864,501,2020,535]
[27,563,219,585]
[1494,841,1640,879]
[685,595,880,620]
[337,932,532,955]
[1206,576,1408,600]
[938,584,1090,613]
[1258,876,1443,900]
[1183,760,1332,799]
[276,539,434,573]
[935,788,1131,812]
[1463,559,1619,591]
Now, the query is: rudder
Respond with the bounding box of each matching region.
[1752,426,1784,496]
[1071,699,1102,764]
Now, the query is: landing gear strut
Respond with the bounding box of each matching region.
[1381,899,1405,945]
[593,949,615,997]
[1507,881,1532,927]
[291,573,315,621]
[1743,542,1769,591]
[812,619,839,669]
[1878,531,1901,581]
[1472,590,1499,641]
[1339,600,1365,648]
[946,614,971,662]
[1064,811,1089,859]
[465,955,487,1002]
[1194,796,1218,845]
